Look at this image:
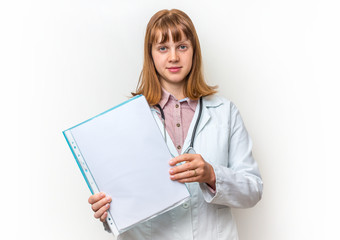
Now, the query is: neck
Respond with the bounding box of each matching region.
[160,81,186,100]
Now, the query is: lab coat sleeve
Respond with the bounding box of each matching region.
[199,102,263,208]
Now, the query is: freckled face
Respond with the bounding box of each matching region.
[151,31,193,87]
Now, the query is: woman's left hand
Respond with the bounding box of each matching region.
[169,154,216,190]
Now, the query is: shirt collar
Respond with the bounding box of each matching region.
[159,88,198,111]
[158,88,171,109]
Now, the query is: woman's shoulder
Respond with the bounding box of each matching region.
[203,94,234,108]
[203,94,242,120]
[203,95,246,126]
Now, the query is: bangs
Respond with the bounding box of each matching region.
[150,16,193,44]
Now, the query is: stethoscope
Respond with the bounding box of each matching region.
[155,97,203,155]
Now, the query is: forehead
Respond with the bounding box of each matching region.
[154,30,188,44]
[151,25,190,44]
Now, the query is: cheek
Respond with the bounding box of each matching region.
[153,60,162,74]
[185,55,193,71]
[152,53,163,69]
[185,51,193,69]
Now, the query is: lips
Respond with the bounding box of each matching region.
[167,66,182,73]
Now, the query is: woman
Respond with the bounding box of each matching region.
[88,9,263,240]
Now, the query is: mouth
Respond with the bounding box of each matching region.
[167,67,182,73]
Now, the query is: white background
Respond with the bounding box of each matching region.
[1,0,340,239]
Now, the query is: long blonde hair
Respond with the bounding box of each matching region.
[132,9,217,105]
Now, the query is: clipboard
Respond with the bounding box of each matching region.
[63,95,190,236]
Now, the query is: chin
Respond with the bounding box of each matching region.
[167,76,187,83]
[168,80,186,84]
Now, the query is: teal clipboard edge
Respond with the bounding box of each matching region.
[63,130,94,193]
[62,95,144,236]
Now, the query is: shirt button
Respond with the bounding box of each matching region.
[182,203,189,209]
[175,104,179,108]
[177,145,181,150]
[176,123,181,127]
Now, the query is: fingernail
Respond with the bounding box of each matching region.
[106,197,111,202]
[106,204,110,208]
[100,192,105,197]
[170,175,175,179]
[169,160,174,165]
[169,169,173,174]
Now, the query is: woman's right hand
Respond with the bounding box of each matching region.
[88,192,112,222]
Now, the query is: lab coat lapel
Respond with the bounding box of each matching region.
[151,109,179,158]
[194,103,211,140]
[181,95,223,154]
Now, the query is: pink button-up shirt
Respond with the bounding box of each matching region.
[156,88,198,155]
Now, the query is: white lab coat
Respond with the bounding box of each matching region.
[117,95,263,240]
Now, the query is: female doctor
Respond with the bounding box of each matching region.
[88,9,263,240]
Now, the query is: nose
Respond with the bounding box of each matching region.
[169,49,179,62]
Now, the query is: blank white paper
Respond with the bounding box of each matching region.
[64,95,190,233]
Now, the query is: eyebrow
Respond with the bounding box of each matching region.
[154,39,190,46]
[176,39,190,44]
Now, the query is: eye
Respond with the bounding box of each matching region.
[159,46,167,52]
[178,45,188,50]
